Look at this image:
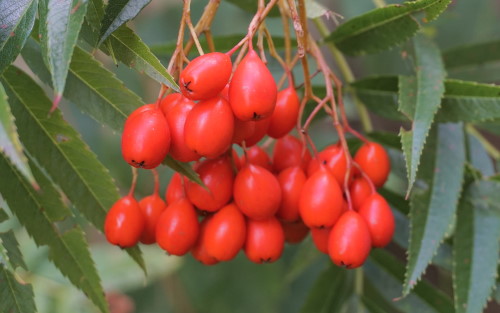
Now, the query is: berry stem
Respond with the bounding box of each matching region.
[183,0,205,56]
[278,0,292,65]
[128,167,138,197]
[183,0,221,55]
[151,169,160,196]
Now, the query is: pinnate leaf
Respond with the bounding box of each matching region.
[0,230,27,271]
[443,40,500,70]
[0,264,37,313]
[0,0,37,74]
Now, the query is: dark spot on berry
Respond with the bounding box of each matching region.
[261,257,272,263]
[252,112,261,120]
[131,159,146,168]
[322,160,327,165]
[183,81,193,93]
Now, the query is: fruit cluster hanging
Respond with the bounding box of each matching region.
[104,0,395,269]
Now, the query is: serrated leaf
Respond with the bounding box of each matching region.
[453,180,500,313]
[467,133,495,176]
[403,123,465,296]
[39,0,89,99]
[22,37,143,131]
[443,40,500,70]
[0,264,37,313]
[300,265,353,313]
[0,0,37,75]
[0,151,109,313]
[99,0,151,46]
[399,35,446,193]
[327,0,451,55]
[362,277,403,313]
[368,249,454,313]
[0,230,27,270]
[0,66,145,272]
[162,155,203,186]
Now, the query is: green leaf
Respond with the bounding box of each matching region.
[0,0,37,74]
[0,230,27,270]
[453,180,500,313]
[22,37,143,131]
[443,40,500,70]
[39,0,89,100]
[403,123,465,296]
[162,155,203,187]
[362,277,403,313]
[327,0,451,55]
[399,35,446,193]
[0,264,37,313]
[0,208,7,222]
[0,66,145,272]
[467,133,495,176]
[99,0,151,46]
[299,265,353,313]
[0,152,109,313]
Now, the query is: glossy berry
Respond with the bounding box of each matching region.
[204,203,247,261]
[233,164,282,220]
[276,166,307,222]
[185,157,234,212]
[311,227,331,254]
[104,195,145,248]
[349,177,373,211]
[191,216,219,265]
[165,172,185,205]
[240,145,273,171]
[232,118,256,145]
[156,199,199,256]
[358,193,395,248]
[160,93,201,162]
[354,142,390,188]
[184,96,234,158]
[282,220,309,244]
[273,135,311,173]
[122,105,170,169]
[229,49,277,121]
[179,52,232,100]
[244,116,271,147]
[328,211,372,269]
[244,217,285,264]
[138,193,166,244]
[299,166,343,228]
[267,86,300,139]
[307,144,347,185]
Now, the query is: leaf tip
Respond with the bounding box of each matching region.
[49,93,62,115]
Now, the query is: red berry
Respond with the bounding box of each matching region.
[349,177,373,211]
[282,220,309,244]
[104,195,145,248]
[244,116,271,147]
[232,118,256,145]
[229,49,277,121]
[184,96,234,158]
[191,216,219,265]
[179,52,232,100]
[328,211,372,269]
[122,105,170,169]
[267,86,300,139]
[138,193,166,244]
[204,203,247,261]
[307,144,347,185]
[156,199,199,256]
[354,142,390,188]
[358,193,395,248]
[165,172,185,205]
[299,166,343,228]
[160,93,201,162]
[233,164,282,220]
[311,227,331,254]
[240,145,273,171]
[273,135,311,172]
[244,217,285,264]
[185,157,234,212]
[276,166,307,222]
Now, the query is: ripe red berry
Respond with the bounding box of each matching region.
[349,177,373,211]
[104,195,145,248]
[184,96,234,158]
[232,118,256,145]
[328,211,372,269]
[185,157,234,212]
[354,142,390,188]
[299,166,343,228]
[282,220,310,244]
[267,86,300,139]
[240,145,273,171]
[244,116,271,147]
[311,227,331,254]
[244,217,285,264]
[276,166,307,222]
[122,105,170,169]
[191,216,219,265]
[358,193,395,248]
[179,52,232,100]
[229,49,277,121]
[156,199,199,256]
[160,93,201,162]
[307,144,347,185]
[233,164,282,220]
[273,135,311,173]
[204,203,247,261]
[165,172,185,205]
[138,193,166,244]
